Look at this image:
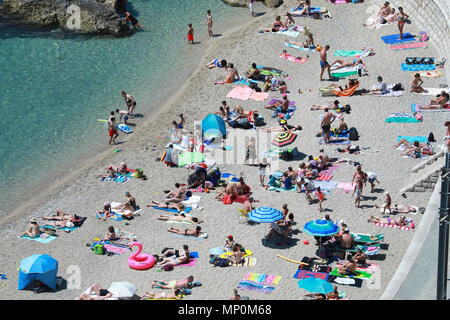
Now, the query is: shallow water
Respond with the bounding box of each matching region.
[0,0,250,216]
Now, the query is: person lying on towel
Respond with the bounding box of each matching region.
[367,215,407,227]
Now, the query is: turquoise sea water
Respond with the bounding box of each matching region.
[0,0,249,216]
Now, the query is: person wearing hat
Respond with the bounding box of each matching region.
[21,218,41,238]
[96,201,112,221]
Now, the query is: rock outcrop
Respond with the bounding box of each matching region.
[221,0,283,8]
[0,0,130,35]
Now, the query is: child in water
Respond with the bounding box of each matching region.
[187,24,194,44]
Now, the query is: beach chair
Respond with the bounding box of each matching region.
[332,243,381,260]
[351,233,384,245]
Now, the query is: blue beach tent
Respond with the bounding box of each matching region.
[201,114,227,140]
[18,254,58,291]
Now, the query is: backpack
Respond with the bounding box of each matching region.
[428,132,436,142]
[419,31,428,42]
[392,83,404,91]
[93,244,105,255]
[348,127,359,141]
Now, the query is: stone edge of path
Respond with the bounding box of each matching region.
[380,176,442,300]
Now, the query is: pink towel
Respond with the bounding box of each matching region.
[226,86,253,100]
[336,182,355,191]
[391,42,428,51]
[177,258,197,267]
[250,91,269,101]
[373,222,414,230]
[280,53,307,64]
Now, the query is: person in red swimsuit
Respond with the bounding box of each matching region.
[187,24,194,44]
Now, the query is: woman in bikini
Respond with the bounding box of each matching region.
[121,91,136,118]
[147,201,185,212]
[142,288,182,300]
[206,59,227,69]
[368,215,407,227]
[168,226,202,237]
[21,218,41,237]
[165,183,186,203]
[224,63,240,83]
[396,7,409,40]
[42,209,76,227]
[158,215,202,224]
[103,226,119,241]
[113,191,137,212]
[376,203,417,214]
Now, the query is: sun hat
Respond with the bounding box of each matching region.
[30,218,37,223]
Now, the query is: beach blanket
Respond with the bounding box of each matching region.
[275,29,300,38]
[391,42,428,51]
[280,53,307,64]
[238,280,275,293]
[19,234,57,244]
[234,78,258,86]
[352,233,384,244]
[171,233,208,241]
[285,42,317,52]
[330,268,372,279]
[371,83,403,97]
[373,222,414,230]
[230,257,257,267]
[151,206,193,213]
[316,174,333,181]
[293,269,329,280]
[412,88,450,96]
[398,136,428,143]
[381,33,415,44]
[100,174,131,184]
[319,138,351,145]
[244,273,282,285]
[401,63,435,71]
[411,70,442,78]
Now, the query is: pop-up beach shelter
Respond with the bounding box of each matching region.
[201,114,227,140]
[18,254,58,291]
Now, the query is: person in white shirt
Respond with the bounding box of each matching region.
[368,76,388,95]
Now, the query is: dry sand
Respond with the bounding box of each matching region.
[0,0,447,300]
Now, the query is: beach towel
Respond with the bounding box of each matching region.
[371,83,403,97]
[269,99,296,106]
[230,257,257,267]
[100,174,131,184]
[381,33,415,44]
[411,70,442,78]
[176,258,197,267]
[385,116,420,123]
[328,276,363,287]
[401,63,435,71]
[373,222,414,230]
[293,269,329,280]
[319,138,351,145]
[226,85,253,100]
[244,273,282,285]
[181,196,201,205]
[351,233,384,244]
[398,136,428,143]
[330,63,358,77]
[151,206,193,214]
[391,42,428,51]
[19,234,58,243]
[316,174,333,181]
[333,84,359,97]
[313,180,337,191]
[171,233,208,241]
[209,246,229,256]
[249,90,270,101]
[104,243,129,255]
[267,185,297,192]
[285,42,317,52]
[330,268,372,279]
[412,88,450,96]
[336,182,355,192]
[234,78,258,86]
[299,264,332,274]
[280,53,307,64]
[334,50,364,57]
[328,0,347,3]
[275,29,300,38]
[238,280,275,293]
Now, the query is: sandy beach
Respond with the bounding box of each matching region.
[0,0,447,300]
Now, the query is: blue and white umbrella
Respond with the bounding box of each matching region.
[303,219,338,237]
[248,207,283,224]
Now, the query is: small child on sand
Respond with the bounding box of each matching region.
[187,24,194,44]
[315,187,325,212]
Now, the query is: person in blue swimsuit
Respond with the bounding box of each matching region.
[320,45,331,81]
[207,59,227,69]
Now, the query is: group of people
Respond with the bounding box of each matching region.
[107,91,136,145]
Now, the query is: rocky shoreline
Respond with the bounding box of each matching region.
[221,0,283,8]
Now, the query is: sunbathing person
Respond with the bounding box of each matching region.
[113,191,137,212]
[337,258,357,275]
[224,63,240,83]
[330,59,364,71]
[42,208,75,222]
[311,100,340,111]
[293,0,311,16]
[168,226,203,237]
[246,63,264,81]
[147,200,186,212]
[207,59,227,69]
[96,201,113,221]
[376,203,417,214]
[322,78,359,92]
[158,215,202,224]
[263,120,302,133]
[265,95,290,111]
[411,73,425,93]
[399,141,425,159]
[151,276,194,289]
[98,162,128,179]
[260,15,284,32]
[368,215,407,226]
[421,92,449,109]
[77,283,115,300]
[103,226,119,241]
[165,183,186,203]
[228,244,244,265]
[142,288,182,300]
[21,218,41,238]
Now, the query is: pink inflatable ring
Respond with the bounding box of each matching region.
[128,242,155,270]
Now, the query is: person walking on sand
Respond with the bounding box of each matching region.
[205,10,213,37]
[249,0,256,17]
[315,187,325,212]
[320,45,332,81]
[321,108,336,144]
[352,179,363,208]
[108,116,119,145]
[258,158,270,186]
[121,90,136,118]
[187,24,194,44]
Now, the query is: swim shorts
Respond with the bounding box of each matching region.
[109,129,116,137]
[322,124,331,133]
[320,60,329,68]
[188,34,194,41]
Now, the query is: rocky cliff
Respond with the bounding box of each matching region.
[221,0,283,8]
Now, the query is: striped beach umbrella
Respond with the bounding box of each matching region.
[303,219,338,237]
[272,132,297,147]
[248,207,283,224]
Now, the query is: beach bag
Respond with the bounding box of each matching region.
[428,132,436,142]
[223,194,232,205]
[94,244,105,255]
[238,118,252,129]
[71,216,83,227]
[392,83,404,91]
[134,168,144,179]
[348,127,359,141]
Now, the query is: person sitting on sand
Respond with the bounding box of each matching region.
[103,226,119,241]
[353,249,367,266]
[246,63,264,81]
[165,183,186,203]
[152,276,194,290]
[207,59,227,69]
[338,258,357,275]
[266,213,294,244]
[293,0,311,16]
[224,63,240,83]
[368,76,388,95]
[265,95,290,112]
[368,215,408,227]
[260,15,284,32]
[147,200,186,212]
[336,227,354,249]
[242,197,256,214]
[237,177,251,195]
[168,226,203,237]
[158,215,202,224]
[421,92,449,109]
[401,141,425,159]
[335,116,349,135]
[21,218,41,238]
[284,12,296,27]
[113,191,137,212]
[142,288,182,300]
[96,202,113,221]
[411,73,425,93]
[224,235,235,250]
[280,172,293,190]
[230,288,241,300]
[228,244,244,265]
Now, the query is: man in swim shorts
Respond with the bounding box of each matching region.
[151,276,194,289]
[187,24,194,44]
[321,108,336,144]
[320,45,331,81]
[108,116,119,145]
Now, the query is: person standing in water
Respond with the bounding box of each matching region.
[121,90,136,118]
[187,24,194,44]
[249,0,256,17]
[205,10,214,37]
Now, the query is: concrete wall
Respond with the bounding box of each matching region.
[388,0,449,84]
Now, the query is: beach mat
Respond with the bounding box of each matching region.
[330,268,372,279]
[230,257,257,267]
[391,42,428,51]
[319,138,351,145]
[401,63,435,71]
[19,234,57,244]
[244,273,282,285]
[285,42,317,52]
[238,280,275,293]
[293,269,329,280]
[397,135,428,143]
[381,33,415,44]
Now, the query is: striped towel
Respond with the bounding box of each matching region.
[373,222,414,230]
[316,175,332,181]
[244,273,282,285]
[230,257,257,267]
[336,262,379,274]
[238,280,275,293]
[294,270,329,280]
[391,42,428,51]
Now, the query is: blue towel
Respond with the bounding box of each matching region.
[401,63,435,71]
[381,33,415,44]
[209,246,230,256]
[397,136,428,143]
[151,206,192,213]
[19,234,57,243]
